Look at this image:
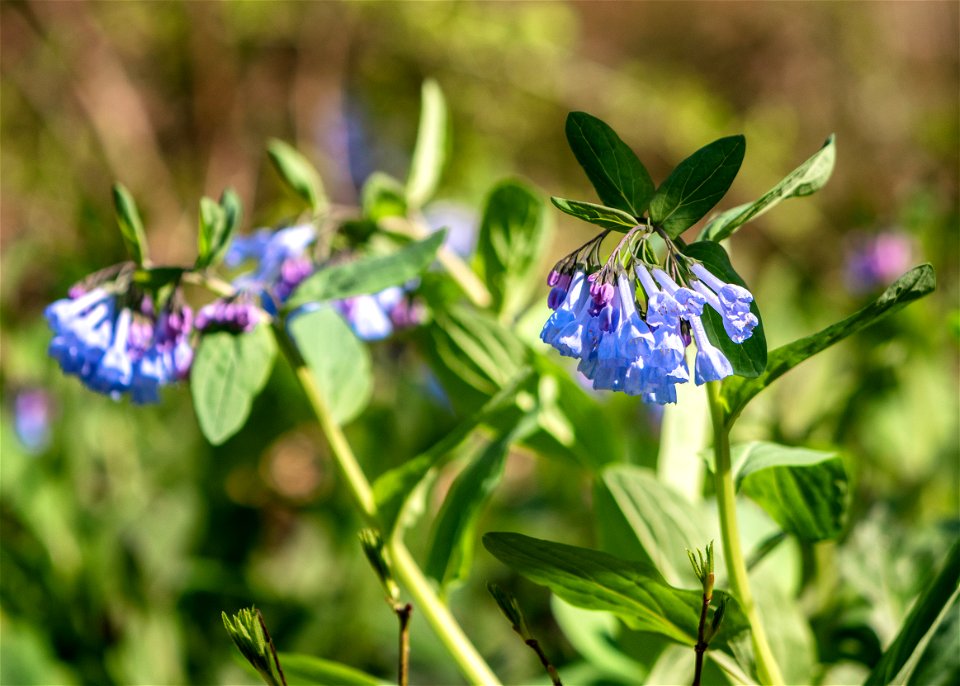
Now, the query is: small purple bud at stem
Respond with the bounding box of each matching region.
[547,270,561,287]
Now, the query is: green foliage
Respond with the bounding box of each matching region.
[700,135,836,242]
[196,190,242,269]
[279,653,385,686]
[476,180,549,318]
[565,111,655,217]
[286,231,445,309]
[112,183,149,266]
[191,326,277,445]
[684,240,768,376]
[267,139,328,215]
[549,196,638,232]
[222,607,286,686]
[406,79,448,209]
[483,532,750,647]
[648,135,746,237]
[362,172,408,221]
[287,307,372,426]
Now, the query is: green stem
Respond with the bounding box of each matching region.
[706,382,784,686]
[273,324,501,686]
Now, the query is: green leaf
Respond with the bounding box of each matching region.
[112,183,149,265]
[595,465,707,585]
[565,111,655,217]
[478,180,549,318]
[191,326,277,445]
[279,653,385,686]
[362,172,408,221]
[287,307,372,426]
[406,79,448,208]
[648,135,746,237]
[196,197,227,269]
[285,231,444,309]
[699,135,836,242]
[905,590,960,686]
[426,415,538,590]
[721,264,936,424]
[550,197,638,232]
[482,532,749,647]
[373,370,534,537]
[865,541,960,686]
[728,442,848,541]
[683,241,767,377]
[267,139,328,214]
[222,607,285,686]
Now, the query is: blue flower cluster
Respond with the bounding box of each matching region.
[46,288,194,404]
[541,255,758,405]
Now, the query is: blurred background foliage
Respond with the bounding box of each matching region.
[1,2,957,684]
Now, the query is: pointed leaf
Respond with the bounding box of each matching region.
[478,180,549,317]
[700,135,836,242]
[112,183,149,265]
[196,197,227,269]
[279,653,385,686]
[483,532,749,646]
[683,240,767,377]
[286,231,444,309]
[649,135,746,237]
[287,307,372,425]
[406,79,448,208]
[267,139,328,214]
[550,197,638,232]
[728,442,848,541]
[191,326,277,445]
[721,264,936,424]
[905,590,960,686]
[565,112,655,216]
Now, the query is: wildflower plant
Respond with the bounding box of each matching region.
[39,81,951,686]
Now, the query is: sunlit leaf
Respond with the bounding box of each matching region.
[550,197,638,232]
[406,79,448,208]
[112,183,149,266]
[267,139,328,214]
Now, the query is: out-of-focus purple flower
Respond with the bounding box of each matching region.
[423,201,478,258]
[196,297,264,333]
[334,285,423,341]
[845,230,915,293]
[229,225,317,313]
[14,389,53,453]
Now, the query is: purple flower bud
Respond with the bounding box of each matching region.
[547,286,567,310]
[547,270,561,287]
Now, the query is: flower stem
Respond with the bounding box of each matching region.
[706,382,784,685]
[272,324,501,686]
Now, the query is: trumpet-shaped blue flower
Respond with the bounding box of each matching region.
[689,263,758,344]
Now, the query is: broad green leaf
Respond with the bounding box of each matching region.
[112,183,149,265]
[362,171,408,222]
[279,653,385,686]
[649,135,746,237]
[191,326,276,445]
[595,465,707,585]
[483,532,749,647]
[905,589,960,686]
[565,111,655,216]
[286,231,444,309]
[699,135,836,242]
[373,369,534,536]
[683,241,767,377]
[406,79,447,208]
[267,139,328,214]
[721,264,936,425]
[426,415,537,590]
[287,307,372,425]
[865,541,960,686]
[478,180,548,318]
[550,197,638,232]
[725,442,847,541]
[196,197,226,269]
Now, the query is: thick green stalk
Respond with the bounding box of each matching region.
[275,326,500,686]
[706,382,784,685]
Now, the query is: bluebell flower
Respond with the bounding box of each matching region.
[229,224,317,312]
[689,263,758,344]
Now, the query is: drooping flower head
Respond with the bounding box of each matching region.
[228,224,317,314]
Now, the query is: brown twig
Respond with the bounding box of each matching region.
[692,587,712,686]
[395,603,413,686]
[525,638,563,686]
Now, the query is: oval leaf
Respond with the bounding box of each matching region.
[267,139,328,214]
[700,135,836,242]
[191,326,277,445]
[683,240,767,377]
[550,197,638,232]
[406,79,448,208]
[565,112,655,217]
[287,307,372,426]
[649,135,746,237]
[482,532,749,647]
[286,231,444,309]
[730,442,848,541]
[112,183,149,266]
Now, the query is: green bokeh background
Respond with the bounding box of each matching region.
[1,2,957,684]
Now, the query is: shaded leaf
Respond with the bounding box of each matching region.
[721,264,936,425]
[699,135,836,242]
[267,139,328,214]
[905,589,960,686]
[649,135,746,237]
[191,326,277,445]
[684,241,767,377]
[112,183,149,266]
[286,231,444,309]
[406,79,448,208]
[565,111,655,216]
[550,197,638,232]
[279,653,385,686]
[287,307,372,426]
[362,172,408,222]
